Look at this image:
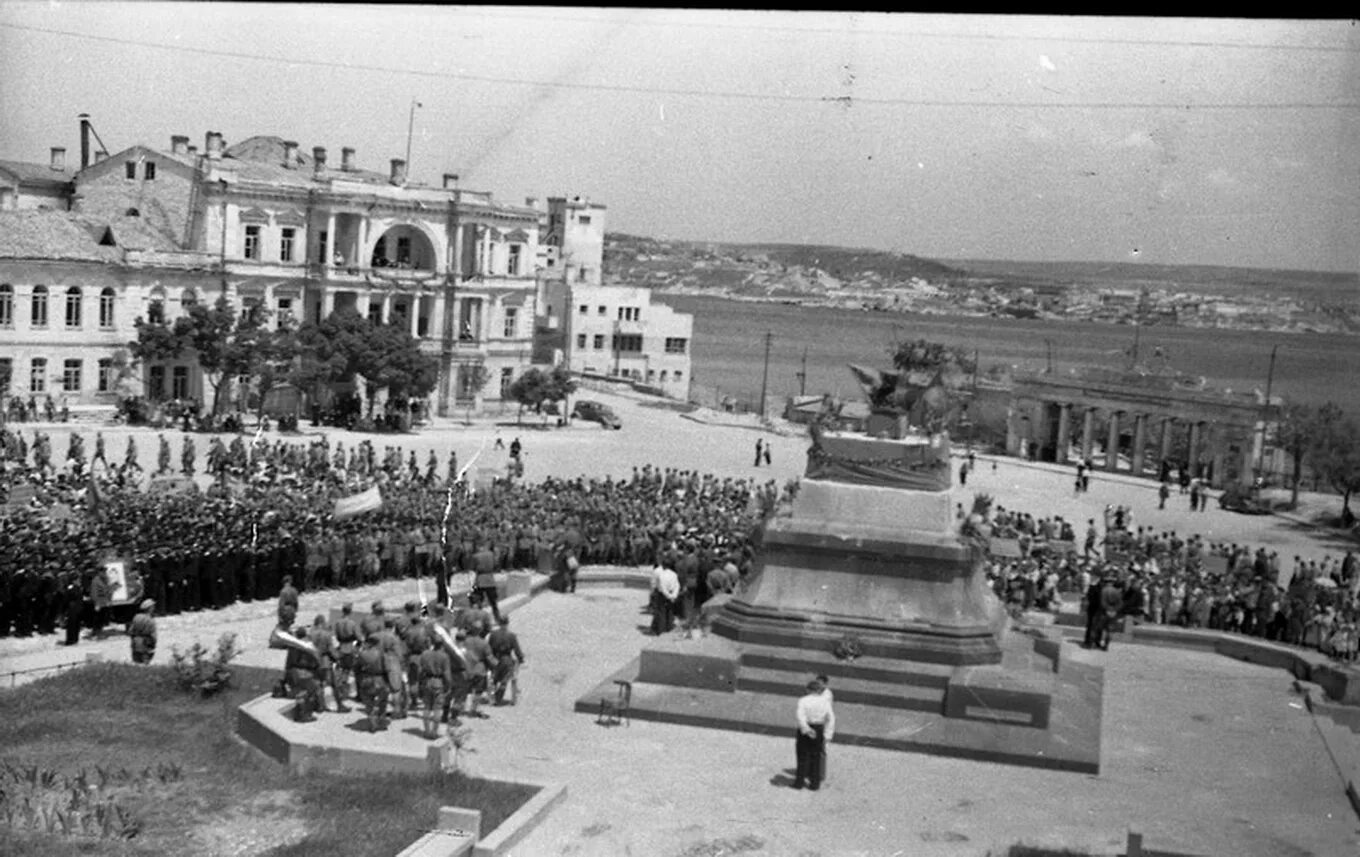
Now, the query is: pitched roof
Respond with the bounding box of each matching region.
[224,135,390,187]
[0,158,72,186]
[0,210,122,262]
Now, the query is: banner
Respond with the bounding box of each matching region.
[989,538,1023,559]
[333,485,383,520]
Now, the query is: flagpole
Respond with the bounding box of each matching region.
[405,99,422,181]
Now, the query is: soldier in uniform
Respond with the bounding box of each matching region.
[472,542,504,624]
[488,615,526,706]
[460,625,497,719]
[61,571,85,646]
[416,626,453,739]
[308,614,347,713]
[129,599,157,664]
[376,616,409,719]
[355,633,391,732]
[331,602,362,706]
[282,625,322,723]
[277,575,300,625]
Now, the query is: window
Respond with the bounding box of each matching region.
[368,303,383,326]
[148,365,165,400]
[617,307,640,322]
[396,236,411,266]
[500,367,514,397]
[593,334,605,350]
[144,161,156,181]
[65,286,82,328]
[673,371,683,381]
[99,287,115,329]
[0,284,11,327]
[660,370,668,382]
[578,215,592,225]
[581,268,592,283]
[171,366,188,399]
[280,227,296,262]
[576,333,586,349]
[181,288,197,312]
[31,285,48,327]
[613,334,643,353]
[276,298,293,329]
[665,337,688,354]
[97,358,114,393]
[29,357,46,393]
[0,357,11,392]
[578,304,588,315]
[125,161,136,179]
[508,245,522,276]
[244,225,260,260]
[503,307,518,338]
[63,359,82,392]
[597,305,606,316]
[317,231,328,264]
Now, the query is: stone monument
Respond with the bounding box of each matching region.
[576,367,1103,773]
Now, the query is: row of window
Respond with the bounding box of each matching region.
[0,356,120,395]
[607,366,682,383]
[125,160,156,181]
[243,225,297,262]
[578,303,641,320]
[572,333,687,354]
[0,285,117,329]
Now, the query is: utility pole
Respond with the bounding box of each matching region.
[758,330,773,419]
[404,99,423,181]
[796,346,808,396]
[1255,344,1278,484]
[1044,339,1054,374]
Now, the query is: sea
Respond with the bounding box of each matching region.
[662,294,1360,416]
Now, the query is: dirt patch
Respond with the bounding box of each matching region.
[191,789,308,857]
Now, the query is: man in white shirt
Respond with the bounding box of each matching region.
[650,564,680,635]
[794,678,835,791]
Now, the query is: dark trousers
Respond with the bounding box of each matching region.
[795,724,826,788]
[650,592,675,635]
[476,585,504,623]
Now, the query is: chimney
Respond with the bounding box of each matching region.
[341,147,356,171]
[442,173,459,190]
[50,147,66,171]
[186,145,197,157]
[170,135,189,155]
[94,150,108,164]
[525,196,538,208]
[282,140,299,167]
[79,113,92,169]
[389,158,407,185]
[205,131,223,160]
[312,146,327,174]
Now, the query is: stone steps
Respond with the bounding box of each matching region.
[735,664,945,714]
[736,643,955,688]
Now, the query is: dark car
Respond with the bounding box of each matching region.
[572,399,622,429]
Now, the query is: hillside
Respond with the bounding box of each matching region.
[603,234,1360,334]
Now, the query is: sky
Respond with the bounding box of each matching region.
[1,6,1357,273]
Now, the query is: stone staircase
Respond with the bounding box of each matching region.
[733,643,952,715]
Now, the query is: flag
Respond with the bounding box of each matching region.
[333,485,383,520]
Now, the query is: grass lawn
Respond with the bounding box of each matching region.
[0,662,538,856]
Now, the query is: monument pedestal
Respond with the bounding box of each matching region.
[577,429,1103,772]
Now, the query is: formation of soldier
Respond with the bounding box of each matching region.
[0,426,775,644]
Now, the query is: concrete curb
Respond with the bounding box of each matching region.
[472,779,567,857]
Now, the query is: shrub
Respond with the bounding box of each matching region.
[169,633,242,697]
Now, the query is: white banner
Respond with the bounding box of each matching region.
[333,485,383,520]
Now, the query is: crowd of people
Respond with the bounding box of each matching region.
[978,499,1360,659]
[0,425,777,649]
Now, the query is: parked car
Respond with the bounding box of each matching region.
[571,399,622,429]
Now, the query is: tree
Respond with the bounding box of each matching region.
[505,365,576,425]
[183,296,267,417]
[292,309,438,417]
[889,338,976,379]
[249,315,304,421]
[1305,402,1360,526]
[1275,402,1312,507]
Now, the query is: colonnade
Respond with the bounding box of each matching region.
[1007,400,1259,489]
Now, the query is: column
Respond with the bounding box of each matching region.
[1105,411,1122,472]
[1006,407,1021,457]
[377,293,390,326]
[1054,403,1072,464]
[452,224,465,279]
[321,288,335,320]
[356,290,371,322]
[1160,417,1175,469]
[1210,426,1228,490]
[358,218,370,268]
[324,213,337,268]
[1081,408,1095,461]
[1131,413,1148,477]
[409,298,419,338]
[1188,421,1203,477]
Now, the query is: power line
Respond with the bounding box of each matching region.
[3,22,1357,110]
[432,8,1360,53]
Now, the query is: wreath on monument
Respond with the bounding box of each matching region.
[832,634,864,661]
